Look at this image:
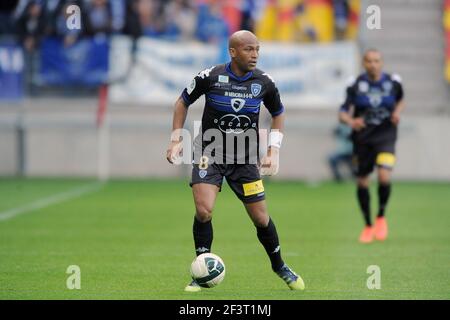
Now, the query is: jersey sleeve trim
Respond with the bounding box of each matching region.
[270,104,284,116]
[340,104,351,112]
[181,90,193,106]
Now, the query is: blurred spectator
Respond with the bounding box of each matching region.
[221,0,240,34]
[39,0,87,47]
[293,1,317,42]
[0,15,15,36]
[333,0,349,40]
[1,0,361,97]
[5,0,359,44]
[164,0,197,41]
[126,0,165,38]
[0,0,19,36]
[42,0,64,35]
[327,123,354,182]
[240,0,258,32]
[45,0,62,14]
[16,0,46,51]
[84,0,113,37]
[109,0,126,33]
[256,0,346,43]
[195,1,229,43]
[123,0,141,39]
[55,2,86,47]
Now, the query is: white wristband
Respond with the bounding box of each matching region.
[269,131,283,149]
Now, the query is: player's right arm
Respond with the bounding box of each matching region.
[166,97,188,164]
[339,110,365,131]
[166,67,213,164]
[338,80,365,131]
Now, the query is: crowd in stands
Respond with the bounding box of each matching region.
[0,0,359,52]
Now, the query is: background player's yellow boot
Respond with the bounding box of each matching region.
[276,264,305,290]
[184,280,201,292]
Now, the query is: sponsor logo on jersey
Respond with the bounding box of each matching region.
[214,114,255,134]
[231,98,246,112]
[251,83,262,97]
[225,91,253,99]
[213,82,231,89]
[218,75,229,83]
[231,85,247,91]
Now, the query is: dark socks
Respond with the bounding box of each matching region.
[193,216,213,256]
[357,186,371,226]
[378,183,391,217]
[256,218,284,272]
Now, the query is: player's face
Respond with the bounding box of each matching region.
[231,42,260,73]
[363,51,383,79]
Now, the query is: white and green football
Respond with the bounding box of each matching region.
[190,253,226,288]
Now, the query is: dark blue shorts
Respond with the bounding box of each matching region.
[190,162,265,203]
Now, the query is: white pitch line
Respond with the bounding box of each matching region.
[0,182,105,222]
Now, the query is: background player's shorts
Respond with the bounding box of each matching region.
[353,140,396,177]
[190,163,265,203]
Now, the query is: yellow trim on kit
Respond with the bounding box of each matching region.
[243,180,265,196]
[376,153,396,167]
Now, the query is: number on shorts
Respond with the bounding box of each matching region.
[199,156,209,170]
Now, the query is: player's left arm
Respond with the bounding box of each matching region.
[391,74,405,125]
[261,78,285,176]
[391,99,405,125]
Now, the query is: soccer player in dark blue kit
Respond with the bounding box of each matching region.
[166,30,305,291]
[339,49,405,243]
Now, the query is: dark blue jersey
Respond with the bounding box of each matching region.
[181,62,284,163]
[340,72,404,144]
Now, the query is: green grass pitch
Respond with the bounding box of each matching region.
[0,178,449,300]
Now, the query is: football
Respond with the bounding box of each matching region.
[190,253,226,288]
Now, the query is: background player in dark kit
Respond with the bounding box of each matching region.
[339,49,405,243]
[167,30,305,291]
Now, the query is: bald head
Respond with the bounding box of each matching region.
[228,30,260,75]
[229,30,258,49]
[363,48,382,60]
[363,48,383,81]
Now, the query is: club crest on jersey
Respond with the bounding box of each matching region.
[199,169,207,178]
[231,98,246,112]
[358,81,369,93]
[382,81,392,92]
[251,83,262,97]
[368,90,382,108]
